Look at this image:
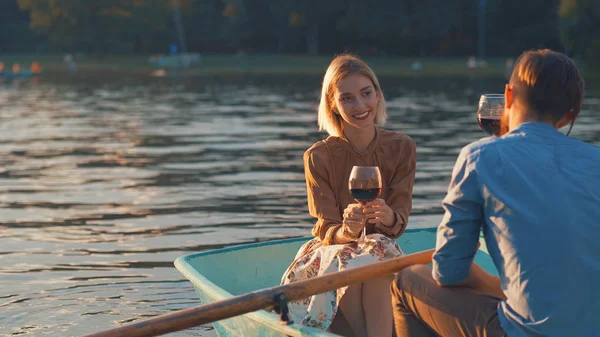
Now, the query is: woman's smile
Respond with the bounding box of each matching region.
[353,110,371,120]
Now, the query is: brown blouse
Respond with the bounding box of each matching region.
[303,128,417,245]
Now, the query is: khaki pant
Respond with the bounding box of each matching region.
[391,265,507,337]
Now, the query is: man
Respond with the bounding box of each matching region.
[391,49,600,337]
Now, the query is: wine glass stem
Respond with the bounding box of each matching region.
[361,202,366,241]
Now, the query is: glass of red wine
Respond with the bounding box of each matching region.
[477,94,505,136]
[348,166,382,241]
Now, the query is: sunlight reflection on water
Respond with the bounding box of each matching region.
[0,75,598,336]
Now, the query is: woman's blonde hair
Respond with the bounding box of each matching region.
[317,54,387,137]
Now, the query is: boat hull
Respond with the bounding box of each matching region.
[175,227,496,336]
[0,70,41,78]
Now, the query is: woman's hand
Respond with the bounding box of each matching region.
[364,198,396,229]
[342,203,366,238]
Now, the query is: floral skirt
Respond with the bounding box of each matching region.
[280,233,403,331]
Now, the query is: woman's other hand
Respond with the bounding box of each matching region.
[364,198,395,228]
[342,203,365,238]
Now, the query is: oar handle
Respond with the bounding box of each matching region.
[84,248,435,337]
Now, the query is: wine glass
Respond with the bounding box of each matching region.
[477,94,505,136]
[348,166,382,241]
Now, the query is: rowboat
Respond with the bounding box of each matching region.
[174,227,497,337]
[0,69,43,78]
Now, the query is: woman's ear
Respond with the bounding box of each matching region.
[329,100,339,115]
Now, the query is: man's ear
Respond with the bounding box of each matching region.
[504,84,514,109]
[556,110,575,129]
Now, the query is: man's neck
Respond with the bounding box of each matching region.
[509,110,555,131]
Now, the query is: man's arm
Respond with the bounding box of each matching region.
[438,262,506,299]
[432,146,487,286]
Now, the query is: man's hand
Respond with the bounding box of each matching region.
[437,262,506,300]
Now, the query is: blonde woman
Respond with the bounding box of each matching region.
[280,54,416,337]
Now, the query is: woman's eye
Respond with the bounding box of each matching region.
[340,97,351,102]
[363,91,373,97]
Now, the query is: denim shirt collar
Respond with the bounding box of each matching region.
[507,121,565,142]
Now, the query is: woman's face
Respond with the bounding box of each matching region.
[333,73,379,132]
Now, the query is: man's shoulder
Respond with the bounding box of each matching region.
[458,136,500,160]
[569,139,600,169]
[571,138,600,155]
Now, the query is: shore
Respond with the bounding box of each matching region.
[0,53,597,79]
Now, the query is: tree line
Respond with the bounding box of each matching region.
[1,0,598,67]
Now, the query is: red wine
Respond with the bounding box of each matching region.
[350,188,381,203]
[478,116,501,135]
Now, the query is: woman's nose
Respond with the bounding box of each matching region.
[354,98,366,109]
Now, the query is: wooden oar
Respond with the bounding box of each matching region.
[84,248,435,337]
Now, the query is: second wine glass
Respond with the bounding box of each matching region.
[477,94,505,136]
[348,166,382,241]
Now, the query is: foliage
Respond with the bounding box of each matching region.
[2,0,598,59]
[16,0,187,52]
[558,0,600,69]
[0,0,39,52]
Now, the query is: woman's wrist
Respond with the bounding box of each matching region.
[342,224,360,240]
[383,212,397,228]
[323,224,341,245]
[375,212,398,235]
[335,224,359,244]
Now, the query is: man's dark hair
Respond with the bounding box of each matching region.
[509,49,585,134]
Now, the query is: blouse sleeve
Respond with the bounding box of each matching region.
[376,136,417,239]
[304,145,343,245]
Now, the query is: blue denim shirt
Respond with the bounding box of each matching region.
[432,122,600,337]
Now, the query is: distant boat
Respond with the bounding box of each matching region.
[175,227,497,337]
[0,69,42,78]
[0,61,43,78]
[148,53,201,69]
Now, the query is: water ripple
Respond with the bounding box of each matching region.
[1,75,598,336]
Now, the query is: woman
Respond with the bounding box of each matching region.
[281,54,417,337]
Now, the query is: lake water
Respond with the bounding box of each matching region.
[1,74,598,337]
